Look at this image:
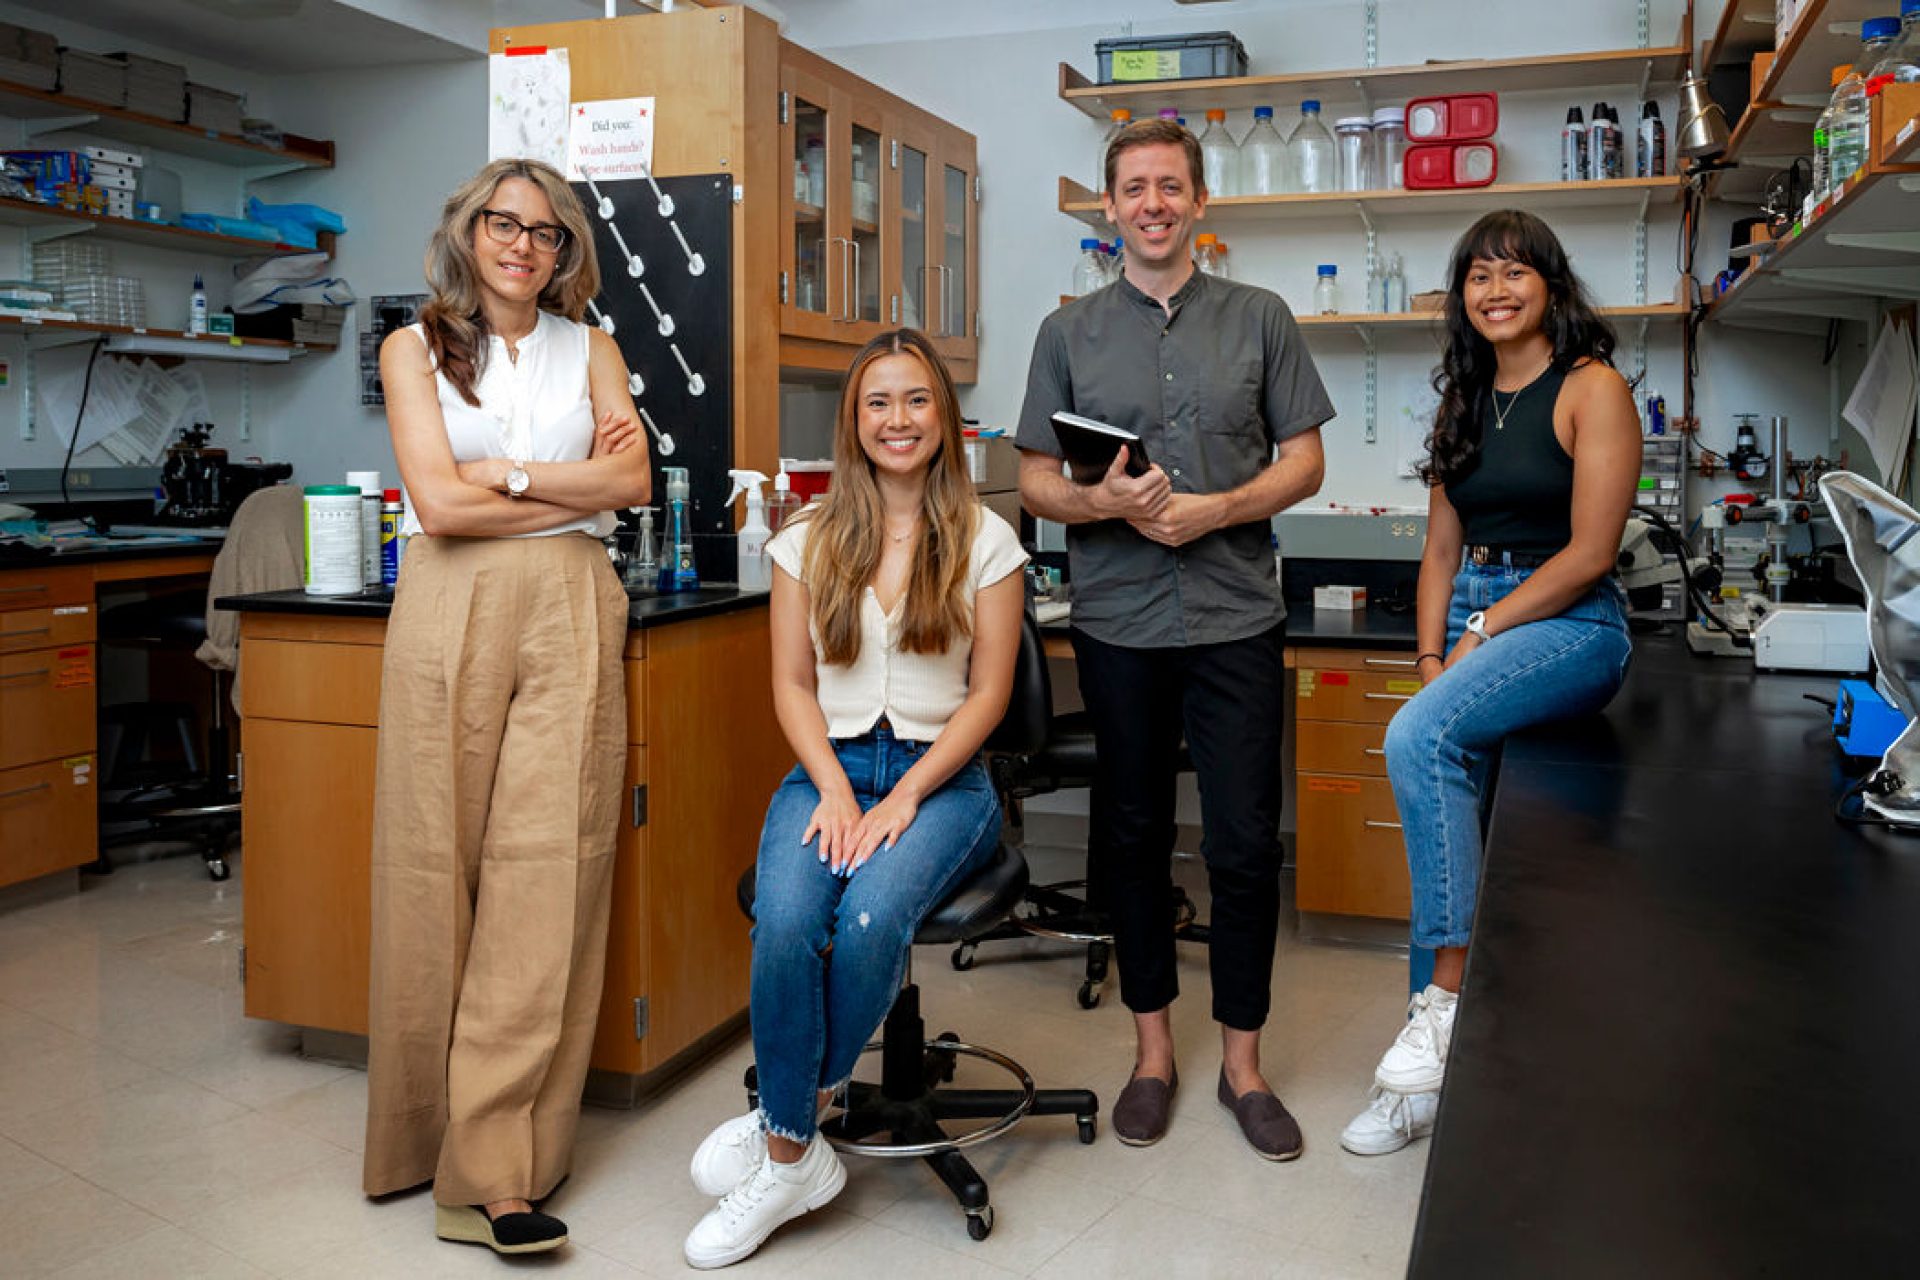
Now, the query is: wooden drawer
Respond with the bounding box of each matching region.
[1295,774,1410,920]
[0,566,92,612]
[1290,645,1423,675]
[625,657,646,745]
[1294,666,1423,724]
[0,755,96,888]
[1296,720,1389,777]
[0,645,96,770]
[243,638,385,727]
[0,604,95,655]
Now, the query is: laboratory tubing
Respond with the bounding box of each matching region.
[189,272,207,336]
[1073,237,1106,296]
[380,488,403,587]
[1199,108,1239,197]
[1335,116,1376,192]
[1637,102,1667,177]
[1240,105,1290,195]
[303,485,363,597]
[726,469,774,591]
[346,470,383,588]
[1099,107,1133,191]
[658,465,699,594]
[1314,264,1338,315]
[1561,106,1587,182]
[1289,99,1337,194]
[1372,106,1408,188]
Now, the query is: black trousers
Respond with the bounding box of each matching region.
[1071,622,1286,1031]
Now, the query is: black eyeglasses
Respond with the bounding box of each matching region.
[479,208,568,254]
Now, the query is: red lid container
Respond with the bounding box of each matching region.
[1403,142,1499,189]
[1404,93,1499,142]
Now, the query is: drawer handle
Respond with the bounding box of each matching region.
[0,626,52,639]
[1363,692,1415,703]
[0,667,51,681]
[0,781,50,801]
[1363,657,1417,668]
[1364,819,1403,831]
[1363,747,1386,757]
[0,584,50,595]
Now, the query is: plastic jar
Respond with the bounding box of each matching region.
[303,485,364,596]
[1372,106,1408,189]
[1335,117,1375,192]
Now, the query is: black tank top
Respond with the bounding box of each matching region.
[1443,364,1575,557]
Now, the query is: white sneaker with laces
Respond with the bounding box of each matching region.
[1373,984,1458,1095]
[1339,1086,1440,1156]
[690,1112,766,1197]
[683,1140,846,1270]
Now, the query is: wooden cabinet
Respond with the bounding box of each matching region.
[0,567,96,889]
[236,603,788,1083]
[1291,645,1417,921]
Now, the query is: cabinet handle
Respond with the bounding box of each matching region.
[0,584,50,595]
[1363,657,1417,668]
[942,265,955,336]
[850,239,862,321]
[1363,692,1414,702]
[0,626,51,639]
[0,667,50,681]
[1364,819,1403,831]
[839,237,853,322]
[1363,747,1386,757]
[0,781,50,802]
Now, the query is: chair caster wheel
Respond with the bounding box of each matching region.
[965,1205,993,1240]
[950,943,976,971]
[1077,1115,1097,1145]
[206,859,230,882]
[1076,980,1100,1010]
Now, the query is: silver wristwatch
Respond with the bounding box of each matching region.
[505,461,531,498]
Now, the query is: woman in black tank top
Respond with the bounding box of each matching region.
[1338,211,1641,1159]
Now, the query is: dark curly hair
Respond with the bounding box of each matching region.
[1419,210,1617,488]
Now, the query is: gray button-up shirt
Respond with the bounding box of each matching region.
[1016,270,1334,649]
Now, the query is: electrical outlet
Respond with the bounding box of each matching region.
[0,468,9,494]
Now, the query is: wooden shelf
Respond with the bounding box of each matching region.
[1699,0,1774,73]
[1058,174,1683,228]
[0,196,331,259]
[0,311,332,356]
[1294,303,1687,331]
[792,200,824,222]
[1889,111,1920,165]
[0,76,333,171]
[1707,165,1920,332]
[1057,45,1689,120]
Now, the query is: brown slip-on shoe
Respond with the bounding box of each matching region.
[1112,1066,1178,1146]
[1217,1070,1303,1162]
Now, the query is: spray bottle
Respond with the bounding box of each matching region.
[725,469,774,591]
[768,460,803,535]
[657,466,699,593]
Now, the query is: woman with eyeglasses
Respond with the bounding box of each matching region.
[362,157,651,1255]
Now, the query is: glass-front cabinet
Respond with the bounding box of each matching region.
[933,133,978,364]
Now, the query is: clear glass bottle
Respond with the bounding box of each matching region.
[1384,252,1408,313]
[1289,99,1337,194]
[1195,232,1221,276]
[1811,72,1837,198]
[1867,0,1920,89]
[1199,109,1239,198]
[1314,264,1338,315]
[1239,105,1290,196]
[1073,237,1106,296]
[1335,116,1375,192]
[1373,106,1408,189]
[1213,238,1232,280]
[1098,107,1132,193]
[1828,62,1870,189]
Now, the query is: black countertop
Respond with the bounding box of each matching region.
[216,584,770,630]
[1,538,223,569]
[1281,604,1418,649]
[1410,636,1919,1275]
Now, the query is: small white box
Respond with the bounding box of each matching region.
[81,144,142,168]
[91,167,137,192]
[1313,585,1368,611]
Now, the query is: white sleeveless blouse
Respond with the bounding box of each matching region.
[400,310,614,539]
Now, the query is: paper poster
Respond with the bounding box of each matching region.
[1845,317,1919,491]
[489,47,571,169]
[568,97,656,182]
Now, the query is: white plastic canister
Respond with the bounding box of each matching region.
[345,470,383,587]
[304,485,364,596]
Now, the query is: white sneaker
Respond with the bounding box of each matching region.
[690,1113,766,1197]
[683,1141,846,1270]
[1373,984,1458,1094]
[1339,1086,1440,1156]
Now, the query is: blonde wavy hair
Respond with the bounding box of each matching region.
[797,329,979,666]
[418,158,600,406]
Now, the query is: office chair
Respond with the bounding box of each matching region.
[733,613,1100,1242]
[953,612,1209,1008]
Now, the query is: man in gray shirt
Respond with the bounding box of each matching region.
[1017,118,1333,1159]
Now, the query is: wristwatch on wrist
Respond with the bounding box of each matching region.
[505,461,531,498]
[1464,610,1492,642]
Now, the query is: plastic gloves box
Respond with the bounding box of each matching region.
[1313,585,1368,611]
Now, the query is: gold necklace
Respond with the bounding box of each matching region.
[1490,383,1526,431]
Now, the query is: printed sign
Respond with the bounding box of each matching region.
[1112,50,1181,82]
[568,97,656,182]
[489,47,571,170]
[1296,671,1316,698]
[1321,671,1350,686]
[1386,679,1422,695]
[53,646,93,689]
[1306,777,1363,795]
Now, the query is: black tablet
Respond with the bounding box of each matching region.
[1050,411,1152,485]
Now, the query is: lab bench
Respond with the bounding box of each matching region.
[217,585,789,1096]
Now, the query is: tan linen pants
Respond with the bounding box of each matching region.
[362,533,627,1205]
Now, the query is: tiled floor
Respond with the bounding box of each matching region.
[0,842,1426,1278]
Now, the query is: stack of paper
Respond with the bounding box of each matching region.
[56,48,124,106]
[185,82,244,136]
[1845,318,1920,495]
[33,348,208,466]
[114,52,187,121]
[0,21,58,89]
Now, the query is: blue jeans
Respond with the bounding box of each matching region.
[1386,563,1632,952]
[749,724,1001,1141]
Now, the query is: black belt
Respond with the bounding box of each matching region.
[1465,545,1555,569]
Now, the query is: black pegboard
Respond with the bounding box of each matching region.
[571,173,735,583]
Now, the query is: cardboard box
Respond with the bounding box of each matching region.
[1313,585,1368,611]
[1871,81,1920,170]
[965,435,1019,494]
[79,144,142,169]
[1750,51,1775,102]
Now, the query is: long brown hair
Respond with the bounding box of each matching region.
[796,329,979,666]
[417,158,600,407]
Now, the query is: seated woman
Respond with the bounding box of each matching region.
[1339,210,1639,1157]
[681,328,1027,1269]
